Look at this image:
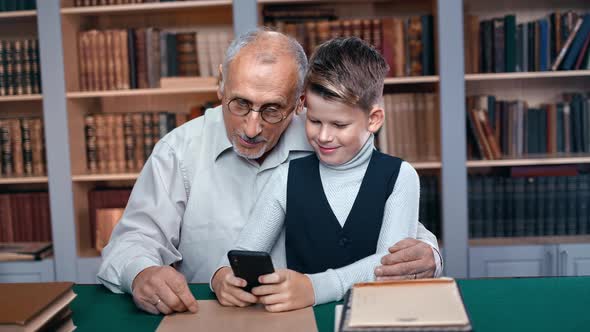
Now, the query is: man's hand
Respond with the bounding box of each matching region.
[253,269,315,312]
[374,238,437,280]
[131,266,199,315]
[211,267,258,307]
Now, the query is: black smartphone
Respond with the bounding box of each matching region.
[227,250,275,292]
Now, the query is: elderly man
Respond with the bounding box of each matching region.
[97,30,442,315]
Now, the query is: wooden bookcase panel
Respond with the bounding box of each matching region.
[467,77,590,106]
[464,0,589,19]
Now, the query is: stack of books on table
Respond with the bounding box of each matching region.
[0,242,52,262]
[0,282,76,332]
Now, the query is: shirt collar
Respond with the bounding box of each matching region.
[210,106,313,166]
[260,110,313,171]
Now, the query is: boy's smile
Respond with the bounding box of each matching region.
[305,91,380,166]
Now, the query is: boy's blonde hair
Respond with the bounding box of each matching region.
[304,37,389,112]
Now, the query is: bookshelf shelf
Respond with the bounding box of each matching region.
[467,156,590,168]
[0,176,48,184]
[0,10,36,19]
[60,1,232,15]
[66,87,218,99]
[411,161,442,169]
[258,0,391,4]
[470,235,590,246]
[0,94,43,103]
[465,70,590,81]
[384,76,439,85]
[72,173,139,182]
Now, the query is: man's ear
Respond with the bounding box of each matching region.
[217,64,223,100]
[296,94,306,115]
[367,106,385,133]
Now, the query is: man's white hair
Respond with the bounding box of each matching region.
[220,28,308,101]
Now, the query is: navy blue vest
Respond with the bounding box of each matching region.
[285,150,402,274]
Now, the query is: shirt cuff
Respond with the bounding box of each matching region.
[432,247,443,277]
[306,269,343,305]
[121,256,161,294]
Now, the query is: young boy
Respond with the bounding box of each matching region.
[211,37,420,312]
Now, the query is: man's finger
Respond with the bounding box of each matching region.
[135,298,160,315]
[157,286,187,312]
[375,275,410,281]
[387,238,420,254]
[375,259,427,277]
[380,247,422,266]
[155,300,173,315]
[166,278,198,313]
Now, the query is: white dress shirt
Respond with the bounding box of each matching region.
[97,106,442,294]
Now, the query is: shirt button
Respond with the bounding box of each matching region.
[339,236,351,248]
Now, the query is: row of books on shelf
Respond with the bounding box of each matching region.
[467,92,590,160]
[84,110,205,173]
[469,173,590,238]
[376,93,440,162]
[0,0,36,12]
[465,11,590,74]
[0,117,46,177]
[265,11,436,77]
[0,192,52,243]
[0,39,42,97]
[419,176,441,238]
[77,27,232,91]
[74,0,189,6]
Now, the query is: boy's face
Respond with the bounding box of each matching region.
[305,91,383,166]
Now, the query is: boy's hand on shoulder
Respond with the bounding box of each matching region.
[211,266,258,307]
[253,269,315,312]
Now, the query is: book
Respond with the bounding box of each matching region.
[95,208,124,252]
[0,242,52,261]
[0,282,76,332]
[156,301,317,332]
[338,279,471,332]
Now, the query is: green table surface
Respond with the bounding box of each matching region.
[71,276,590,331]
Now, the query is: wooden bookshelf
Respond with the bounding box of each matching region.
[72,173,139,182]
[258,0,392,4]
[467,156,590,168]
[60,1,232,15]
[78,248,101,258]
[0,94,43,102]
[66,86,218,99]
[465,70,590,81]
[411,161,442,169]
[0,10,36,19]
[0,176,48,185]
[384,76,439,85]
[470,235,590,246]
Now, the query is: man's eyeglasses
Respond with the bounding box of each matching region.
[226,97,298,124]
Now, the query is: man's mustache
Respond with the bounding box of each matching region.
[238,133,267,144]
